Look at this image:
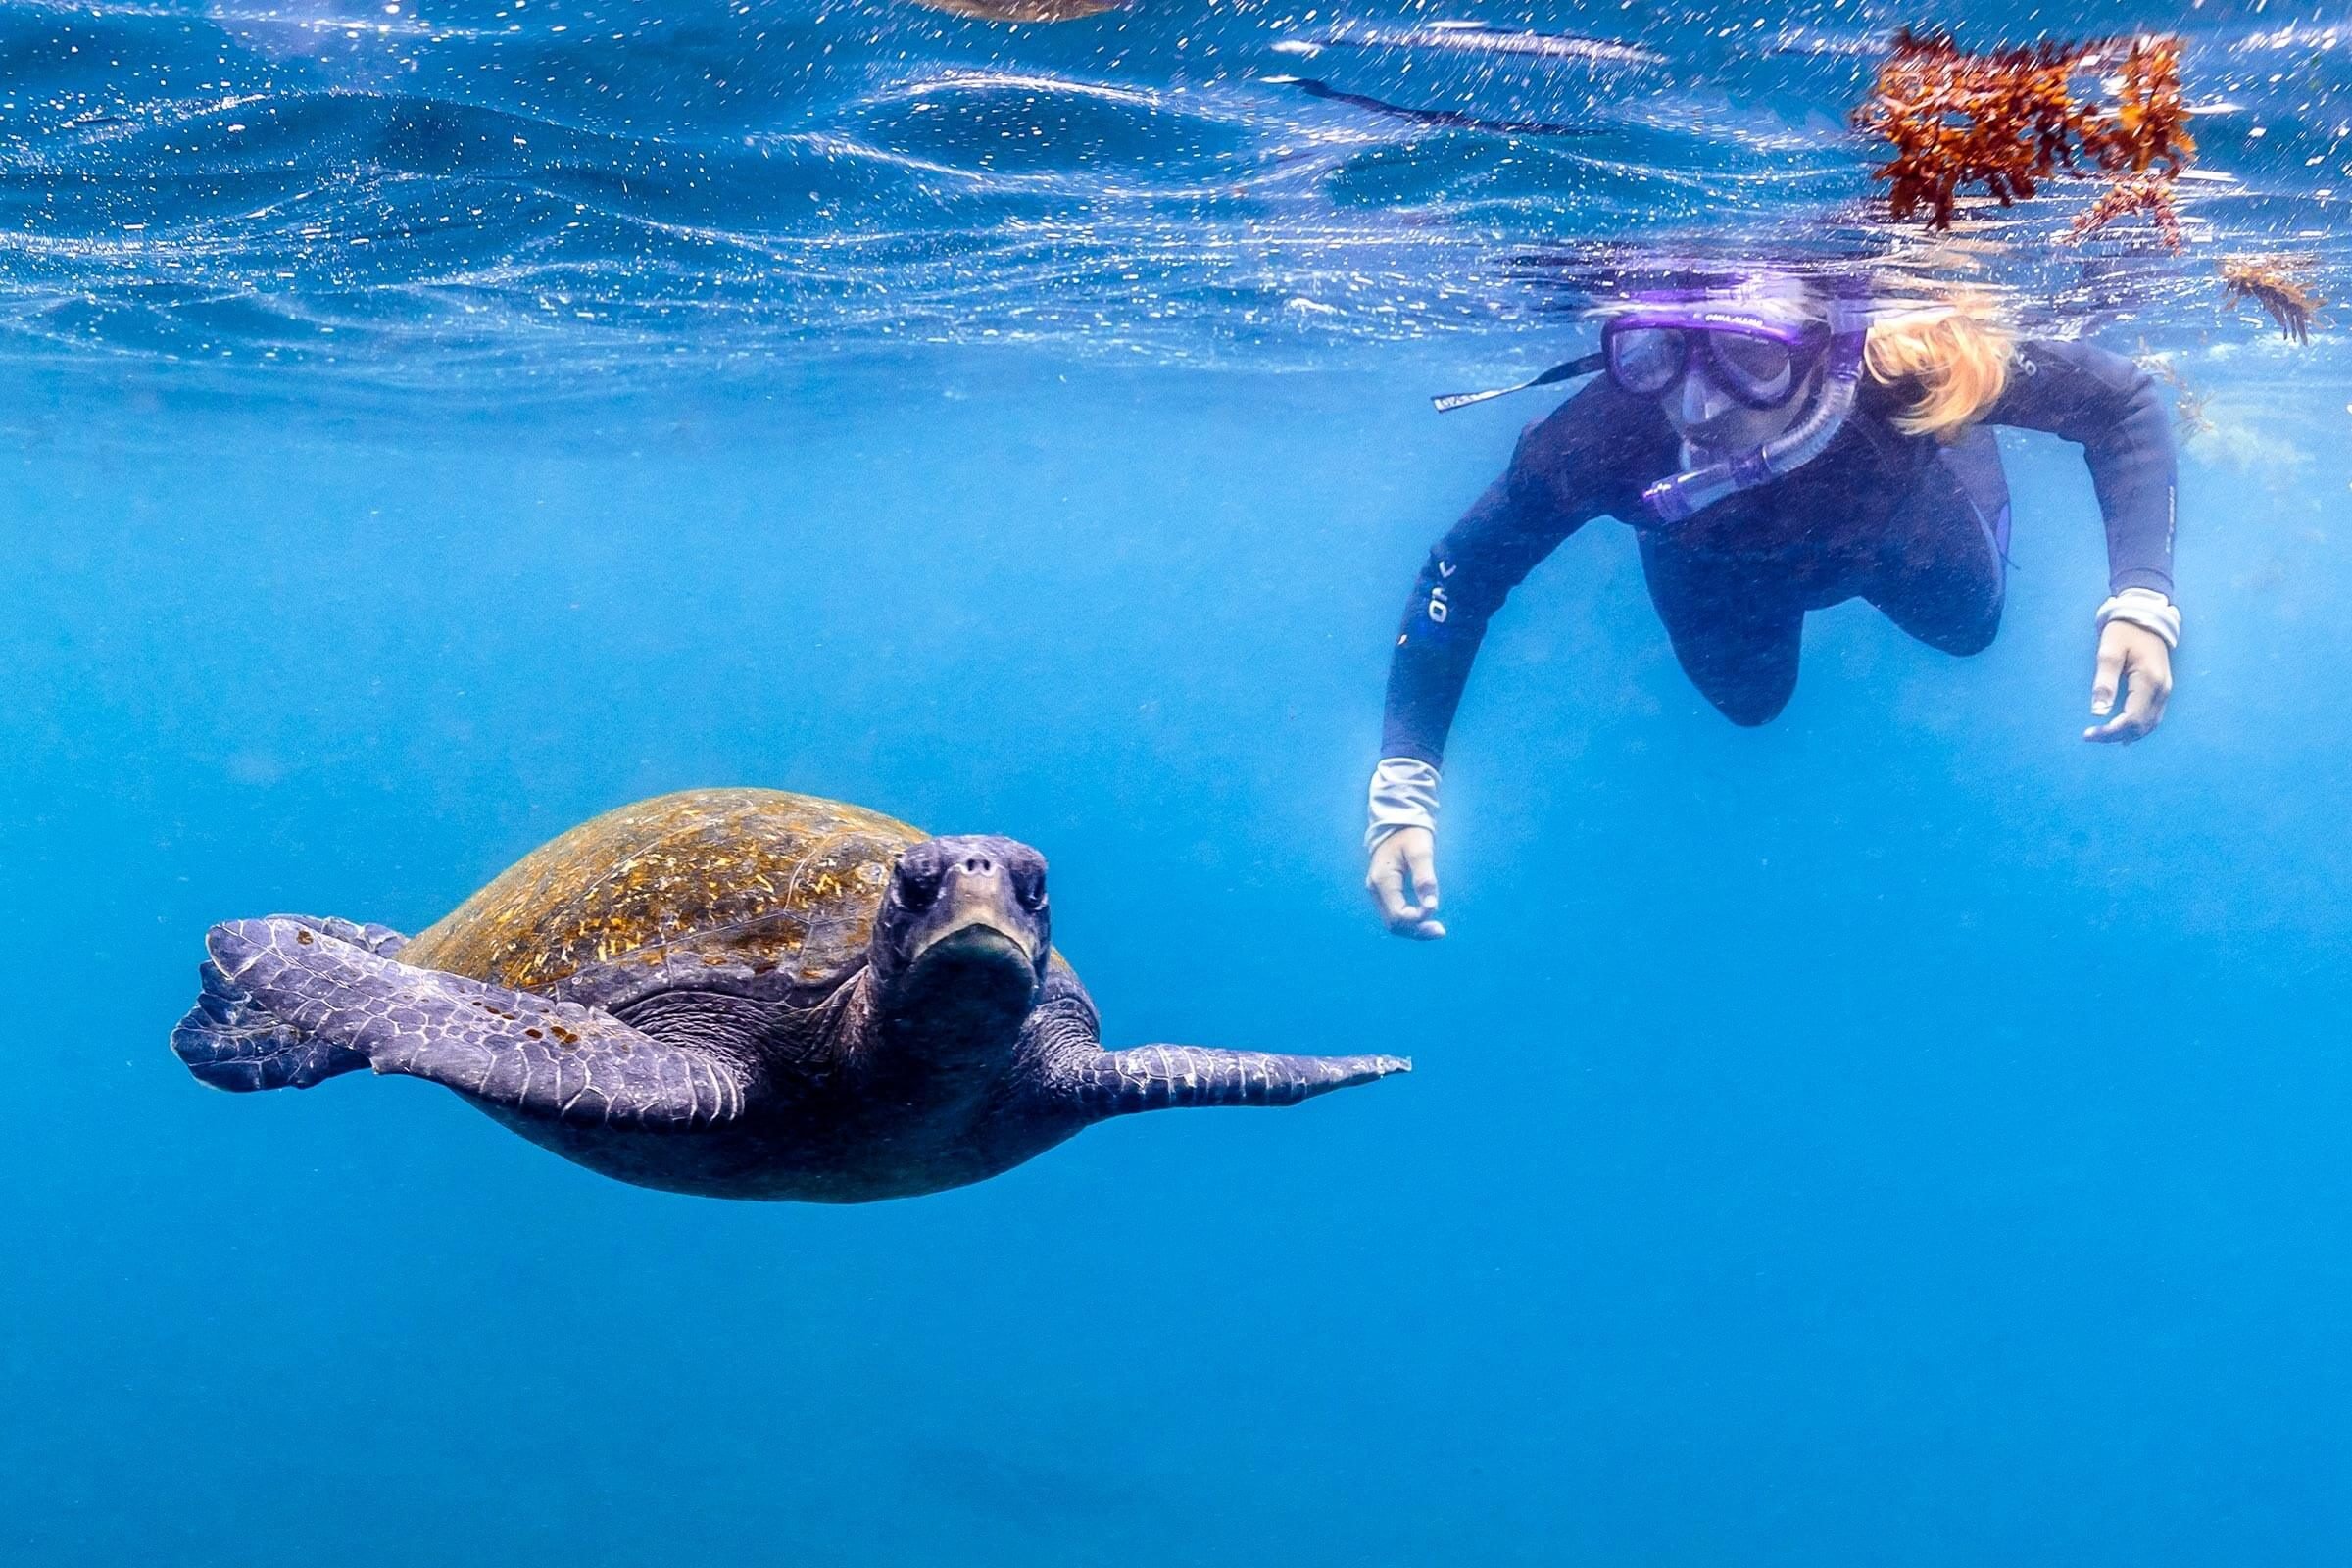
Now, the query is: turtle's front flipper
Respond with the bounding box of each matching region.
[186,918,750,1129]
[1056,1045,1411,1118]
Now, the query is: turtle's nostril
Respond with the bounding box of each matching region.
[961,856,994,875]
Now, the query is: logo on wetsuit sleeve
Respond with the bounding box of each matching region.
[1426,558,1456,624]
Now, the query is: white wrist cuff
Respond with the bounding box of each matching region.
[1366,758,1441,852]
[2096,587,2181,649]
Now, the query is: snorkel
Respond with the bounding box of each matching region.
[1638,291,1873,524]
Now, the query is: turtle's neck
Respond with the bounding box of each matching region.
[857,949,1034,1094]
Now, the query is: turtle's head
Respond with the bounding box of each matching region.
[868,835,1051,1062]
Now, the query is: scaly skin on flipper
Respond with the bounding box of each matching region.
[173,914,411,1090]
[1060,1045,1413,1113]
[208,918,751,1130]
[1019,979,1411,1115]
[176,954,367,1092]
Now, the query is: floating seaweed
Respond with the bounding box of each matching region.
[2219,255,2324,344]
[1852,30,2194,242]
[2172,384,2214,438]
[2135,345,2214,437]
[2067,173,2185,251]
[2107,33,2196,175]
[1850,30,2092,229]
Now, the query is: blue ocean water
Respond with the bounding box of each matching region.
[6,0,2352,1562]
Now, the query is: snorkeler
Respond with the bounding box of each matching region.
[1365,270,2180,939]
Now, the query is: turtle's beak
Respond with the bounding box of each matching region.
[913,919,1032,969]
[901,853,1046,979]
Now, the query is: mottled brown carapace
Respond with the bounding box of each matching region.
[398,789,928,996]
[2220,255,2325,344]
[1853,29,2194,244]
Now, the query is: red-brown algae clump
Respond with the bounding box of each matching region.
[2220,256,2325,345]
[2135,349,2215,438]
[2068,174,2185,252]
[1853,30,2195,246]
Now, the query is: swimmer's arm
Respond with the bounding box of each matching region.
[1984,338,2178,596]
[1380,386,1618,765]
[1989,339,2181,742]
[1367,394,1619,938]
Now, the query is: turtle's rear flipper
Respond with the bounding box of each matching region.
[173,955,369,1092]
[172,915,411,1091]
[201,917,751,1129]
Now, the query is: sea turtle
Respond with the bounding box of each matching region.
[171,788,1407,1201]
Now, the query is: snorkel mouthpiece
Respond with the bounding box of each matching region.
[1641,296,1873,524]
[1640,448,1777,523]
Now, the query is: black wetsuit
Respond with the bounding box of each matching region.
[1382,338,2178,755]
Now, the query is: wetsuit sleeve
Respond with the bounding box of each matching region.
[1985,338,2177,596]
[1380,384,1621,765]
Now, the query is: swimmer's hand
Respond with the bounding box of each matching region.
[1367,827,1446,940]
[2084,619,2174,743]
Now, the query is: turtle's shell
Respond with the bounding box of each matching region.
[397,789,927,1007]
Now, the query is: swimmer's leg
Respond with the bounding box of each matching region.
[1639,539,1805,727]
[1866,427,2010,657]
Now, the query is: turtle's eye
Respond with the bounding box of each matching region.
[1014,871,1047,912]
[895,864,940,912]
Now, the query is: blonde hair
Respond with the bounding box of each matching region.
[1863,297,2014,440]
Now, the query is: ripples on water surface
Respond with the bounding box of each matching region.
[2,0,2346,396]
